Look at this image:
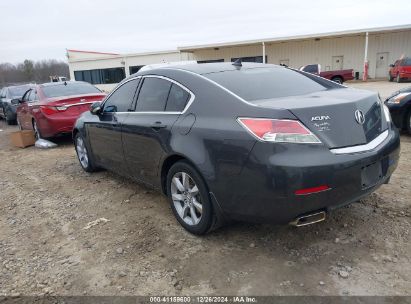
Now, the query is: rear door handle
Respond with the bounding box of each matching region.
[150,121,167,130]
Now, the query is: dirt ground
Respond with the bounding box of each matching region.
[347,80,410,99]
[0,81,410,297]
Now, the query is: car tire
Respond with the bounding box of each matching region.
[396,74,402,83]
[5,109,16,125]
[388,74,393,82]
[74,133,97,173]
[166,161,214,235]
[32,120,42,140]
[331,76,343,84]
[406,110,411,135]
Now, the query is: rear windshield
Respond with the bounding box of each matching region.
[204,67,340,102]
[9,85,31,98]
[402,58,411,66]
[42,82,101,98]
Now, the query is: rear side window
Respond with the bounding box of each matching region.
[165,84,190,112]
[103,78,140,112]
[136,78,172,112]
[205,67,339,102]
[303,64,319,73]
[28,90,36,102]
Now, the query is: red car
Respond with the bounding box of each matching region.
[15,81,105,139]
[389,57,411,83]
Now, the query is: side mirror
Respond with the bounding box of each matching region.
[11,98,21,105]
[90,102,102,115]
[389,64,395,67]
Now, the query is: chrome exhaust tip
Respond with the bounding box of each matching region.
[289,211,326,227]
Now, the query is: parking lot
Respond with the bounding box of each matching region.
[0,81,410,297]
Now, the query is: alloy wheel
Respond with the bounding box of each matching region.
[76,137,89,169]
[170,172,203,226]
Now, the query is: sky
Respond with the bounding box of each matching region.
[1,0,410,63]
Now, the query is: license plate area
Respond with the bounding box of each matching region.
[361,161,383,189]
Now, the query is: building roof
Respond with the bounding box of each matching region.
[172,62,277,74]
[67,49,120,55]
[67,48,181,63]
[178,24,411,51]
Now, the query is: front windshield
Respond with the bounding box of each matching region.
[9,85,31,98]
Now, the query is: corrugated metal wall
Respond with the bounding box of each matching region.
[67,29,411,87]
[367,31,411,78]
[190,30,411,79]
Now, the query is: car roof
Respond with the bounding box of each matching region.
[137,62,282,76]
[39,81,87,88]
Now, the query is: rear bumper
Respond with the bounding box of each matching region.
[38,115,78,138]
[399,71,411,79]
[218,128,400,224]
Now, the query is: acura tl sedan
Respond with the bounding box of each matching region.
[73,62,400,235]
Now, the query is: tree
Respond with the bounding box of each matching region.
[0,59,69,87]
[23,59,34,81]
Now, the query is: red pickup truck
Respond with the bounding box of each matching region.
[299,64,354,84]
[389,57,411,83]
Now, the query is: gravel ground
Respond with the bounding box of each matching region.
[0,81,410,296]
[347,80,410,99]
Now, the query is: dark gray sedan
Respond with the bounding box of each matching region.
[0,84,33,124]
[73,63,400,235]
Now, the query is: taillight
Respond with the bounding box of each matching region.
[295,185,330,195]
[40,105,65,115]
[237,118,321,144]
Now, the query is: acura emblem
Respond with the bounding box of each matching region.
[355,110,365,125]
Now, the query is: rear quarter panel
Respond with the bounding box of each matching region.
[150,69,297,207]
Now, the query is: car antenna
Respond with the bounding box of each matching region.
[232,58,242,67]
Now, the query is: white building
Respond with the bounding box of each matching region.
[68,24,411,91]
[67,49,192,91]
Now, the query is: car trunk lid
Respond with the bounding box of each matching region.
[46,93,106,115]
[253,88,387,149]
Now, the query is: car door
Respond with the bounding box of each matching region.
[0,88,7,117]
[394,60,401,76]
[122,76,192,187]
[18,89,33,129]
[86,78,140,175]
